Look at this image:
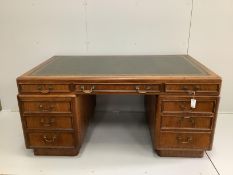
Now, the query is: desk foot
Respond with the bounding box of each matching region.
[156,149,204,158]
[33,148,79,156]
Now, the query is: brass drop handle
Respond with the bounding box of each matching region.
[40,90,50,94]
[43,135,57,143]
[135,86,147,94]
[182,85,197,95]
[176,136,192,144]
[37,85,43,91]
[179,102,187,110]
[40,118,55,127]
[48,85,54,90]
[37,85,53,94]
[38,104,54,112]
[182,85,188,91]
[187,116,195,127]
[193,85,200,91]
[41,85,54,94]
[81,85,95,94]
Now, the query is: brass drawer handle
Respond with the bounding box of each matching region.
[37,85,43,91]
[48,85,54,91]
[181,85,196,95]
[43,135,57,143]
[81,85,95,94]
[37,85,54,94]
[135,86,147,94]
[40,118,55,127]
[176,136,193,144]
[40,90,50,94]
[38,104,54,112]
[178,116,195,127]
[182,85,188,91]
[179,103,187,110]
[194,85,200,91]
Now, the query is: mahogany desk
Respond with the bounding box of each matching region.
[17,55,221,157]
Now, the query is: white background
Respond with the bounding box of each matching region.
[0,0,232,112]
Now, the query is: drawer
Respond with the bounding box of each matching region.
[25,115,73,129]
[75,84,161,94]
[158,132,211,149]
[19,84,70,94]
[27,132,75,148]
[161,97,217,114]
[161,115,213,130]
[22,101,71,113]
[165,83,219,94]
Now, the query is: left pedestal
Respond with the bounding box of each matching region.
[17,94,95,156]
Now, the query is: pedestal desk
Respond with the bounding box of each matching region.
[17,55,221,157]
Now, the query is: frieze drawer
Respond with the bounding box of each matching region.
[165,84,220,95]
[75,84,161,94]
[19,84,70,94]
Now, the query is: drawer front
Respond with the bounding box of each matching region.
[158,132,211,149]
[27,132,75,148]
[19,84,70,94]
[161,115,213,130]
[165,83,219,94]
[161,97,217,114]
[75,84,161,94]
[25,116,73,129]
[22,101,71,113]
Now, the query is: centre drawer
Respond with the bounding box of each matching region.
[161,96,218,114]
[25,115,73,130]
[157,132,212,149]
[75,84,161,94]
[27,132,75,148]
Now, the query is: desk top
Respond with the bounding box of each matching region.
[18,55,220,82]
[31,55,208,76]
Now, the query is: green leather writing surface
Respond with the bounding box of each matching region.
[30,55,207,76]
